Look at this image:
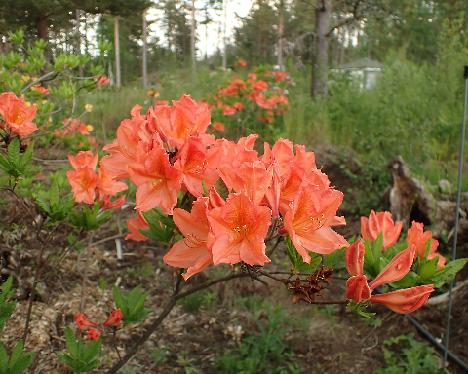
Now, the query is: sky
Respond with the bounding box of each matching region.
[147,0,254,58]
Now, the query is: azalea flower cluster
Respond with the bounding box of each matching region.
[0,92,38,138]
[66,150,127,208]
[66,95,348,280]
[345,211,443,314]
[74,309,123,341]
[211,69,290,131]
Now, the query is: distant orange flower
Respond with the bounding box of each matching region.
[95,75,110,86]
[0,92,38,137]
[30,85,49,95]
[68,151,98,170]
[67,167,98,204]
[213,122,225,131]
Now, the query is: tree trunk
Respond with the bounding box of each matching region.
[311,0,331,98]
[277,0,285,69]
[190,0,196,76]
[36,17,49,41]
[222,0,227,70]
[114,17,122,87]
[142,10,148,88]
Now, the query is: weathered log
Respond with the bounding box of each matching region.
[389,156,467,247]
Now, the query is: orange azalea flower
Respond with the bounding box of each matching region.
[370,285,434,314]
[125,213,149,241]
[407,221,445,268]
[219,161,272,205]
[95,75,110,86]
[68,151,98,170]
[213,122,225,131]
[0,92,38,137]
[96,165,128,198]
[30,85,49,95]
[284,186,348,262]
[99,195,125,210]
[150,95,211,149]
[346,274,371,303]
[67,167,98,204]
[345,240,365,277]
[361,210,403,250]
[164,198,213,280]
[207,193,271,266]
[345,244,435,314]
[86,329,103,340]
[129,145,182,213]
[74,313,98,330]
[103,309,123,327]
[174,136,218,197]
[222,105,236,116]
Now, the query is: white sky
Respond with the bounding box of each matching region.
[147,0,254,58]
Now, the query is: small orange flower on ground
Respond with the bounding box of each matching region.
[103,309,123,327]
[74,313,98,330]
[86,329,103,341]
[207,193,271,266]
[0,92,38,137]
[361,210,403,250]
[164,198,213,280]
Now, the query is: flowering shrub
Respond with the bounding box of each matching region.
[66,94,466,318]
[0,63,466,372]
[0,30,109,151]
[209,66,290,139]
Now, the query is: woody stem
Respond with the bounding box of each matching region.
[105,272,250,374]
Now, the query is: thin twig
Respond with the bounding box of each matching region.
[106,272,249,373]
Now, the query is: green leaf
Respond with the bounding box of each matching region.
[389,271,419,289]
[364,234,383,277]
[418,257,439,282]
[8,342,35,373]
[0,343,9,372]
[7,138,21,169]
[431,258,467,288]
[322,247,346,269]
[286,237,322,273]
[63,327,79,358]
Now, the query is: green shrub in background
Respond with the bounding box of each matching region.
[283,18,468,191]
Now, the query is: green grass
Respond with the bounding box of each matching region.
[374,334,442,374]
